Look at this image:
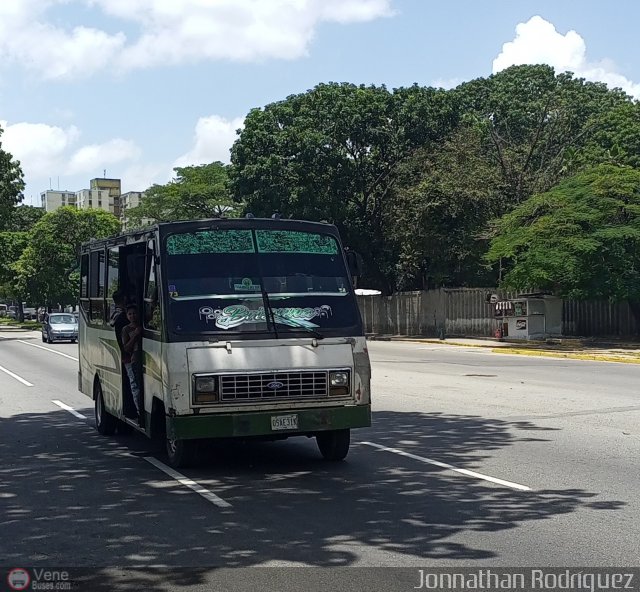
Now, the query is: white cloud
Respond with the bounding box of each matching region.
[0,118,147,200]
[0,120,80,180]
[431,77,464,90]
[173,115,245,168]
[66,139,141,176]
[120,163,167,193]
[0,1,125,80]
[1,112,243,200]
[494,15,640,99]
[0,0,394,79]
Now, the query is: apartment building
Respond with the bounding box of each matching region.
[75,188,113,212]
[40,178,148,230]
[120,191,150,230]
[90,178,121,217]
[40,190,77,212]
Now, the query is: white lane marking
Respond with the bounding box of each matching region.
[361,441,531,492]
[0,363,34,386]
[144,456,232,508]
[52,399,87,419]
[17,340,78,361]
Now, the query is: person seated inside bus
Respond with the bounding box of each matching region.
[121,304,143,425]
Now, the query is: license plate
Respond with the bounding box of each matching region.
[271,414,299,431]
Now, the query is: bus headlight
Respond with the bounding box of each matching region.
[192,375,218,404]
[329,371,350,396]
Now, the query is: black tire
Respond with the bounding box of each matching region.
[117,420,134,436]
[95,380,117,436]
[316,429,350,461]
[41,332,46,343]
[71,339,77,344]
[166,437,198,469]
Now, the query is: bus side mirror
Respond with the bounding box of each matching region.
[344,249,363,279]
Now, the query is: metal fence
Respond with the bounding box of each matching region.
[357,288,503,337]
[357,289,640,338]
[563,300,639,337]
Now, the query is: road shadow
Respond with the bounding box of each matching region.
[0,408,625,590]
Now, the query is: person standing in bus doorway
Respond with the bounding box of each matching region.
[110,291,137,419]
[121,304,143,425]
[109,291,128,352]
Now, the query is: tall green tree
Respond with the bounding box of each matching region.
[126,162,236,227]
[0,125,25,230]
[230,82,457,292]
[13,207,120,306]
[486,164,640,301]
[453,65,635,207]
[386,65,639,291]
[0,231,29,317]
[390,124,504,289]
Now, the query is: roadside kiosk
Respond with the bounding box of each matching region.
[494,294,562,339]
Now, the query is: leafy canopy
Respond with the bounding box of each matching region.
[0,125,25,230]
[0,231,29,302]
[126,162,237,227]
[486,164,640,300]
[230,82,457,292]
[13,207,121,305]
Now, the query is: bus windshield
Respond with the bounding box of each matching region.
[164,228,360,337]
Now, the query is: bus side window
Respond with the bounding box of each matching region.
[144,251,160,332]
[89,249,106,323]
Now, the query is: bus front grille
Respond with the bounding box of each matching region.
[219,371,328,401]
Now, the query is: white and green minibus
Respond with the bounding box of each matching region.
[78,217,371,467]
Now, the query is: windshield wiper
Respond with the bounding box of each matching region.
[261,288,279,339]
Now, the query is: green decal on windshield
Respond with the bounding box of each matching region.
[256,230,337,254]
[199,304,332,329]
[167,230,254,254]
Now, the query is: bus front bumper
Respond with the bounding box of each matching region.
[166,404,371,440]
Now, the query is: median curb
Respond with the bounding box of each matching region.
[493,347,640,364]
[367,335,640,364]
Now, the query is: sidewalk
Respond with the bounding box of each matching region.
[367,334,640,364]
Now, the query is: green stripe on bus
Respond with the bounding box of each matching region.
[166,405,371,440]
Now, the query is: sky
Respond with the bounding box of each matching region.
[1,0,639,207]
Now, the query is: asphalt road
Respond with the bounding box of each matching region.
[1,330,639,590]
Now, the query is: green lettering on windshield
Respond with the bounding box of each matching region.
[256,231,337,254]
[167,230,254,254]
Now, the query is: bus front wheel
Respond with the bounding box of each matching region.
[166,437,198,468]
[95,380,117,436]
[316,429,350,461]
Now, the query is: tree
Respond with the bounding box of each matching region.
[0,125,25,230]
[486,165,640,301]
[0,231,29,319]
[230,82,457,292]
[13,207,121,307]
[453,65,636,208]
[5,205,45,231]
[126,162,236,227]
[385,66,639,291]
[390,124,505,289]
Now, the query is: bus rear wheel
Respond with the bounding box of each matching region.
[95,380,117,436]
[166,437,198,468]
[316,429,350,461]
